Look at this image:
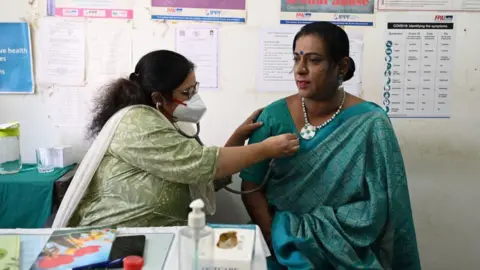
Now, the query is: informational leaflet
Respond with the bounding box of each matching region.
[151,0,246,23]
[175,25,219,91]
[47,0,134,19]
[279,0,374,26]
[86,20,132,84]
[49,86,93,127]
[257,26,364,97]
[0,22,34,94]
[378,0,480,11]
[37,17,86,86]
[344,31,364,97]
[383,14,455,118]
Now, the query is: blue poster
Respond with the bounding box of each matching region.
[0,22,34,94]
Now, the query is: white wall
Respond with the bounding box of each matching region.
[1,0,480,268]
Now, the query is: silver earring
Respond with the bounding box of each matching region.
[338,75,344,91]
[155,102,162,110]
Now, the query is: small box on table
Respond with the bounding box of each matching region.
[202,224,256,270]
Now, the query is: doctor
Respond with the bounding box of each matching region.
[52,50,299,228]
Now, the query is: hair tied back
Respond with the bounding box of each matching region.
[129,72,139,81]
[348,57,356,72]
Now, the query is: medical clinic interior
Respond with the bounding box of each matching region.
[0,0,479,269]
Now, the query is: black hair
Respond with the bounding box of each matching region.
[88,50,195,138]
[292,21,355,81]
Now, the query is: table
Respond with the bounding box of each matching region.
[0,164,76,228]
[0,226,270,270]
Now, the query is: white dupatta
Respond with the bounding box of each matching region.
[52,105,215,228]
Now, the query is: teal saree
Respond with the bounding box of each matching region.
[241,101,421,270]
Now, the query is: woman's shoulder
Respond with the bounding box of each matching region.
[361,102,390,121]
[262,97,290,117]
[120,105,169,126]
[110,106,172,148]
[355,102,394,130]
[122,104,160,117]
[112,105,174,142]
[339,99,392,130]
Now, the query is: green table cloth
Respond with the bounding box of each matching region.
[0,163,75,228]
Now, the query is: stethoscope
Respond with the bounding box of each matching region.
[174,123,273,195]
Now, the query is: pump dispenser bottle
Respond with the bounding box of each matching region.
[178,199,214,270]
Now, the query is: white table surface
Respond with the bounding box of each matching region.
[0,226,270,270]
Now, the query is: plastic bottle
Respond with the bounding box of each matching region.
[178,199,214,270]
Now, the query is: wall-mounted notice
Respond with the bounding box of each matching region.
[151,0,246,23]
[378,0,480,11]
[175,26,219,91]
[344,31,364,97]
[280,0,374,26]
[257,26,364,96]
[87,20,132,84]
[49,86,93,127]
[37,17,86,86]
[47,0,134,19]
[0,22,34,94]
[383,14,455,118]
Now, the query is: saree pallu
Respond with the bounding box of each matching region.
[265,106,421,270]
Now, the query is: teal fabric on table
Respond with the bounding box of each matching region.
[0,163,75,228]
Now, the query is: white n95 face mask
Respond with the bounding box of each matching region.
[172,94,207,123]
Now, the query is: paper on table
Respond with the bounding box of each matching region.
[86,20,132,85]
[48,86,93,128]
[257,26,364,97]
[37,17,86,86]
[20,235,49,270]
[175,26,219,91]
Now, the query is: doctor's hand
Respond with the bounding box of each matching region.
[262,133,300,158]
[225,108,264,147]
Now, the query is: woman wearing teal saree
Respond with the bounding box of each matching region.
[240,22,421,269]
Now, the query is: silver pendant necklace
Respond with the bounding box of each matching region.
[300,90,346,140]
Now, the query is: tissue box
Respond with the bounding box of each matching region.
[205,224,256,270]
[51,146,74,168]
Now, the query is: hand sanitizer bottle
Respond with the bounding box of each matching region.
[179,199,214,270]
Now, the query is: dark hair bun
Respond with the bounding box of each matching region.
[129,72,138,81]
[344,57,356,82]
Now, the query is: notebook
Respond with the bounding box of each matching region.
[29,227,117,270]
[0,235,20,270]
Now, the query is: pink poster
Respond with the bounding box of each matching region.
[152,0,245,10]
[151,0,246,23]
[47,0,134,19]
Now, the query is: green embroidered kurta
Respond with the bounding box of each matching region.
[68,106,219,227]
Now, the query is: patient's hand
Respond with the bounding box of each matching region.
[225,108,264,147]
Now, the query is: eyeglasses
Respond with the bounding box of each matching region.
[177,82,199,99]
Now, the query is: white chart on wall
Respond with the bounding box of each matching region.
[382,14,456,118]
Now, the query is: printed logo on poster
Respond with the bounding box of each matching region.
[62,9,79,16]
[167,8,183,14]
[84,9,106,17]
[296,12,312,19]
[112,10,128,18]
[205,10,223,16]
[333,14,359,21]
[434,15,453,21]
